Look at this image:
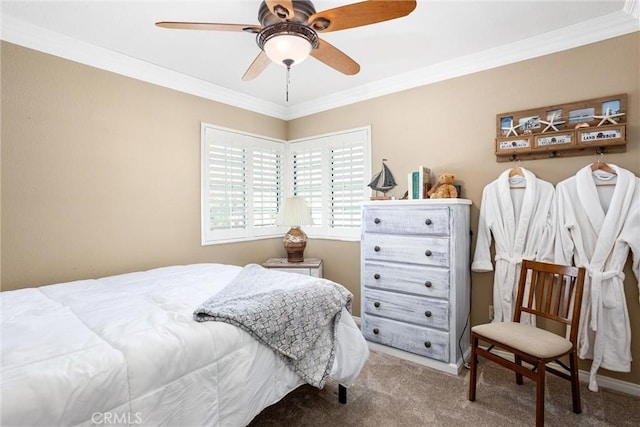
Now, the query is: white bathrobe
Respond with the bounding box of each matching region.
[555,164,639,392]
[472,168,556,323]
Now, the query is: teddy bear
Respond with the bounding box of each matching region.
[427,173,458,199]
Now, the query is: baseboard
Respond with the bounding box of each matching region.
[484,347,640,398]
[352,315,639,396]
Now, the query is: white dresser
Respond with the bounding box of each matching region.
[360,199,471,374]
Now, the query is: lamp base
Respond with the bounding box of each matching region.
[283,226,307,263]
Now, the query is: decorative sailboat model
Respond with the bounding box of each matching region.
[368,159,397,200]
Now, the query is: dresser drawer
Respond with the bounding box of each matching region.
[363,207,450,235]
[362,234,449,267]
[364,289,449,330]
[362,315,449,362]
[362,261,450,299]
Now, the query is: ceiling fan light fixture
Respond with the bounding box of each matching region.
[257,22,319,66]
[264,34,311,65]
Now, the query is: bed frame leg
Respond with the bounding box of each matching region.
[338,384,347,404]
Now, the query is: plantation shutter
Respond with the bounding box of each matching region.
[206,143,247,232]
[287,127,370,239]
[202,124,369,244]
[330,141,365,229]
[201,124,283,244]
[252,145,282,230]
[291,146,323,227]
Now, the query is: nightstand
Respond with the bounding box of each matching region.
[261,258,323,278]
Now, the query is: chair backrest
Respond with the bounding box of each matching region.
[514,260,586,343]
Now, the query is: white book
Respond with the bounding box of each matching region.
[407,172,414,199]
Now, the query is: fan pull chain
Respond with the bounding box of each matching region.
[283,59,294,102]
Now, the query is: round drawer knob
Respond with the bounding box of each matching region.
[424,341,431,348]
[425,250,432,257]
[374,218,381,224]
[374,302,380,308]
[424,281,432,288]
[374,246,381,252]
[425,310,432,317]
[373,328,379,335]
[425,218,432,225]
[374,273,380,280]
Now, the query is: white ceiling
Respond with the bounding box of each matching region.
[2,1,638,119]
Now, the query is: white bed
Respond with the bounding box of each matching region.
[0,263,369,426]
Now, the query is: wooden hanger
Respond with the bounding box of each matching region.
[591,162,616,175]
[509,158,524,178]
[508,165,526,189]
[509,167,524,177]
[590,153,616,175]
[591,153,617,186]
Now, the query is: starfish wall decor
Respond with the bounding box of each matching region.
[501,119,525,137]
[593,108,626,126]
[539,112,565,132]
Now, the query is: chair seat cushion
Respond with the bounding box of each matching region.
[472,322,573,359]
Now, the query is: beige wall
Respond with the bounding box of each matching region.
[289,33,640,385]
[1,42,288,288]
[2,33,639,385]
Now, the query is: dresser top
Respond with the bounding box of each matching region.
[362,199,472,206]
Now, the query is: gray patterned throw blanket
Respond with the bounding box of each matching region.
[193,264,353,388]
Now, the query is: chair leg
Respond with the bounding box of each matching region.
[468,334,478,402]
[569,350,582,414]
[515,355,523,385]
[535,362,546,427]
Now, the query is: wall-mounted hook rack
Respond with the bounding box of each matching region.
[494,94,627,162]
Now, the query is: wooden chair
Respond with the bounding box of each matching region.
[468,259,586,427]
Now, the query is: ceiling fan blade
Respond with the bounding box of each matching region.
[242,51,272,81]
[310,39,360,76]
[155,21,262,33]
[265,0,294,19]
[308,0,417,33]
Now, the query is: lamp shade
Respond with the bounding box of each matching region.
[276,196,313,226]
[263,33,312,65]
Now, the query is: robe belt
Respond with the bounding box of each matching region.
[494,254,524,265]
[494,254,526,303]
[586,267,625,331]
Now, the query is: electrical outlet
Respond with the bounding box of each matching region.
[489,305,495,321]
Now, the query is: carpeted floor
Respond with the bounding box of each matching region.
[249,350,640,426]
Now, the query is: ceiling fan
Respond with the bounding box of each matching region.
[156,0,417,81]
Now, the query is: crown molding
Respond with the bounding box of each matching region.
[2,10,638,121]
[0,15,289,120]
[288,9,640,119]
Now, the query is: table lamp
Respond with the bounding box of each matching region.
[276,196,313,262]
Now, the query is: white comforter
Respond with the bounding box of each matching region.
[0,263,369,426]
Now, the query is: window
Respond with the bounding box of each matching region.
[287,127,370,240]
[201,125,283,244]
[201,124,371,244]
